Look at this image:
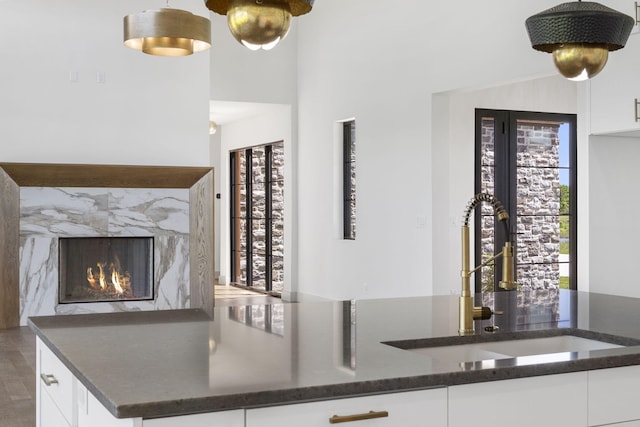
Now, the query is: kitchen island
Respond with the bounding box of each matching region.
[29,290,640,426]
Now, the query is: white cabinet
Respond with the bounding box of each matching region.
[245,388,447,427]
[76,383,244,427]
[34,336,640,427]
[37,337,243,427]
[449,372,588,427]
[37,338,77,427]
[143,411,244,427]
[590,34,640,136]
[40,386,74,427]
[76,383,140,427]
[588,365,640,426]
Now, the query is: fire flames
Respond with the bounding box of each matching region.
[86,256,133,298]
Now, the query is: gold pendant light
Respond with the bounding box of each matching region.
[124,8,211,56]
[525,1,633,81]
[205,0,314,50]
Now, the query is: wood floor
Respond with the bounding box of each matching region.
[214,284,282,306]
[0,326,36,427]
[0,285,280,426]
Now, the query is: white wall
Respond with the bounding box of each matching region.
[209,13,298,105]
[211,129,223,278]
[589,136,640,298]
[208,0,638,300]
[0,0,210,166]
[431,76,579,296]
[293,0,573,300]
[6,0,638,300]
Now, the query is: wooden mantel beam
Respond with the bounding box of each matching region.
[0,163,212,189]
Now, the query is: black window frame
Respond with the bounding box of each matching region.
[474,109,577,292]
[343,120,356,240]
[229,142,283,292]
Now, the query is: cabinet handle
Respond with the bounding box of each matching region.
[40,373,59,386]
[635,98,640,123]
[329,410,389,424]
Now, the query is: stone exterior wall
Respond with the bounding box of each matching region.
[481,121,562,291]
[516,123,561,289]
[271,144,285,290]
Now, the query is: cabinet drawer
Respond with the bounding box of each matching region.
[246,388,447,427]
[143,410,244,426]
[39,338,76,426]
[589,366,640,426]
[449,372,587,427]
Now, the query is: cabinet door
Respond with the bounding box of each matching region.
[38,338,76,427]
[40,387,71,427]
[246,388,447,427]
[590,34,640,136]
[77,384,141,427]
[449,372,588,427]
[589,365,640,426]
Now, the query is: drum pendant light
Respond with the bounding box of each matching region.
[124,8,211,56]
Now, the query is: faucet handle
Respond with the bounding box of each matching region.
[473,306,494,320]
[473,306,504,320]
[499,242,518,290]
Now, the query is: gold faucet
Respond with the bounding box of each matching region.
[459,193,517,336]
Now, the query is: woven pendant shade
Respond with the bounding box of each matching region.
[526,2,634,53]
[526,1,634,80]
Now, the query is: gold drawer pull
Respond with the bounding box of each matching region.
[40,373,59,386]
[329,410,389,424]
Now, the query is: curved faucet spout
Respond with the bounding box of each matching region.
[463,193,510,242]
[459,193,517,336]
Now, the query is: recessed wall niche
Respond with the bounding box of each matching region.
[0,163,214,329]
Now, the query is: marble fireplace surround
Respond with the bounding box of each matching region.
[0,163,214,329]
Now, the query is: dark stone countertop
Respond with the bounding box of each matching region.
[28,290,640,419]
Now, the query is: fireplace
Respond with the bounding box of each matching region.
[58,237,154,303]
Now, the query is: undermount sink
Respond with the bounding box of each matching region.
[407,336,622,363]
[383,330,636,364]
[408,343,511,363]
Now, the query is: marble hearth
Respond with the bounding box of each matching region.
[0,163,214,329]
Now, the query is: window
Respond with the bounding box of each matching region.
[230,141,284,294]
[343,120,356,240]
[475,110,576,292]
